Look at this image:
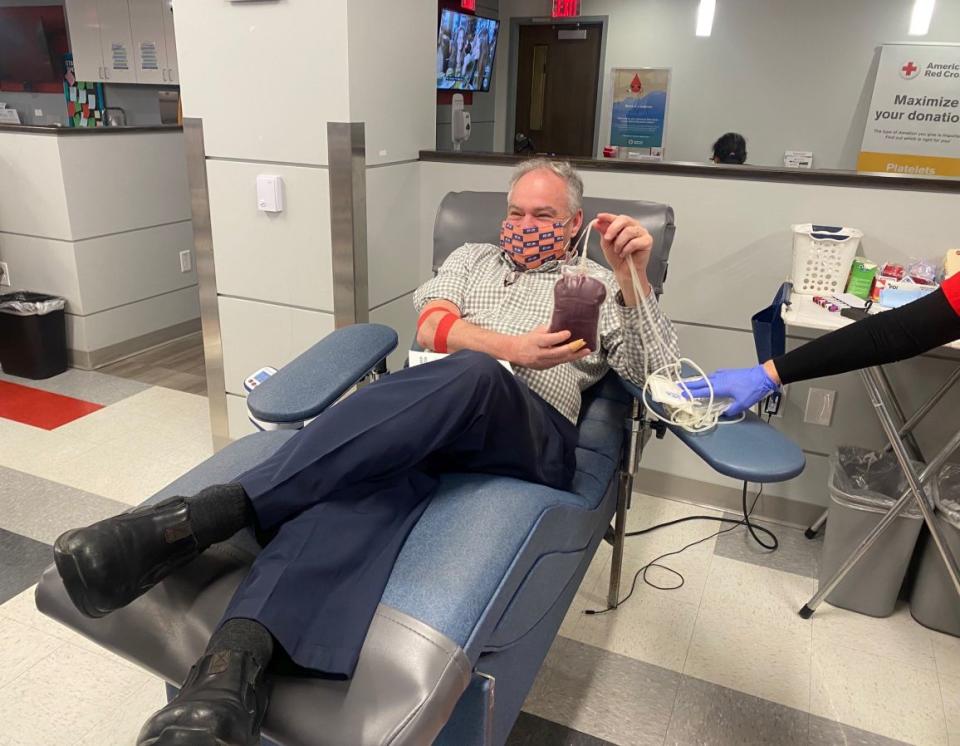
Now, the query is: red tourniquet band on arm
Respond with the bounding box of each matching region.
[433,313,458,353]
[417,306,449,331]
[944,273,960,316]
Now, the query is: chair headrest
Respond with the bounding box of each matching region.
[432,191,676,295]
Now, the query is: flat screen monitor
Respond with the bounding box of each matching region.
[436,9,499,92]
[0,6,69,93]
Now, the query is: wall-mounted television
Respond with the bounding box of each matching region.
[437,9,499,92]
[0,6,69,93]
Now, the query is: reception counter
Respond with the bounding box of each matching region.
[0,123,182,135]
[0,125,197,368]
[420,149,960,193]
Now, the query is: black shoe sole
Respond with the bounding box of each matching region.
[53,533,108,619]
[140,728,224,746]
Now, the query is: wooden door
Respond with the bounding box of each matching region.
[514,23,602,157]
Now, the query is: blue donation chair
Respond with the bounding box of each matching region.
[36,192,805,745]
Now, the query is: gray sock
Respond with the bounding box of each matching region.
[185,483,252,549]
[206,618,274,669]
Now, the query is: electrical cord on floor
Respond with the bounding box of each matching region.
[586,414,780,615]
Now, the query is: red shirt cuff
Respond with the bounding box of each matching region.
[944,273,960,317]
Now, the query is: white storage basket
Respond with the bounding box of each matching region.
[791,224,863,296]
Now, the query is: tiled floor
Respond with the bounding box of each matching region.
[0,350,213,745]
[540,500,959,746]
[1,341,959,745]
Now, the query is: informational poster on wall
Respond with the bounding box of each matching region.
[857,43,960,177]
[609,68,670,160]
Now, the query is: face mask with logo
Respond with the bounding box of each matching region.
[499,218,570,270]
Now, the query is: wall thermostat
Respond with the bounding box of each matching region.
[256,175,285,213]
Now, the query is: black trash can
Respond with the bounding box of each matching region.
[0,292,68,379]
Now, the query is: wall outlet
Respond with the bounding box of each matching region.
[34,109,43,118]
[0,261,10,287]
[804,387,836,426]
[179,250,192,273]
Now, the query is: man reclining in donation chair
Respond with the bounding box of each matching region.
[50,158,678,746]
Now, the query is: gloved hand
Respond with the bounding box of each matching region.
[683,365,779,417]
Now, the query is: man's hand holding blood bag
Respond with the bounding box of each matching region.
[547,212,654,360]
[507,325,592,371]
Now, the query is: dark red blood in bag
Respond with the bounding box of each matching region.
[548,270,607,351]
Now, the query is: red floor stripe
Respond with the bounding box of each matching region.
[0,380,103,430]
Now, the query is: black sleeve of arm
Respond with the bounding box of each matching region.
[773,288,960,385]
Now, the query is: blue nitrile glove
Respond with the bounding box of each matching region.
[683,365,779,417]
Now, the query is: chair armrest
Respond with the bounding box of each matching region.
[247,324,398,425]
[618,378,805,483]
[662,409,806,483]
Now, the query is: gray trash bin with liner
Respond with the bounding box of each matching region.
[819,446,933,617]
[909,464,960,637]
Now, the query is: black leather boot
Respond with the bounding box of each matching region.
[53,498,201,618]
[137,650,269,746]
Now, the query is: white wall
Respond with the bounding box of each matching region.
[174,0,351,165]
[0,130,197,366]
[58,131,191,238]
[175,0,434,440]
[0,133,72,239]
[173,0,346,438]
[494,0,960,167]
[347,0,432,373]
[435,0,500,153]
[418,159,960,511]
[206,160,335,313]
[347,0,436,166]
[0,91,67,126]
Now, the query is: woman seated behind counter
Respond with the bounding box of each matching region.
[712,132,747,164]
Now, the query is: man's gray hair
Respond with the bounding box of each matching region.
[507,158,584,216]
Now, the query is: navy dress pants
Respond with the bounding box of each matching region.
[225,351,579,677]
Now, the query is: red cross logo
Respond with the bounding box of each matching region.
[900,60,920,79]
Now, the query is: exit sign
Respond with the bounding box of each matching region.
[552,0,580,17]
[460,0,476,10]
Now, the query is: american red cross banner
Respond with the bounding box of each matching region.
[858,43,960,177]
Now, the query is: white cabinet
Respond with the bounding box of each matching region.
[128,0,167,84]
[64,0,106,82]
[96,0,137,83]
[161,0,178,84]
[64,0,178,85]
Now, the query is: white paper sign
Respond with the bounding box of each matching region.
[858,43,960,177]
[784,150,813,168]
[408,350,514,373]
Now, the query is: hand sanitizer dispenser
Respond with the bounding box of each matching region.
[451,94,471,152]
[256,175,285,213]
